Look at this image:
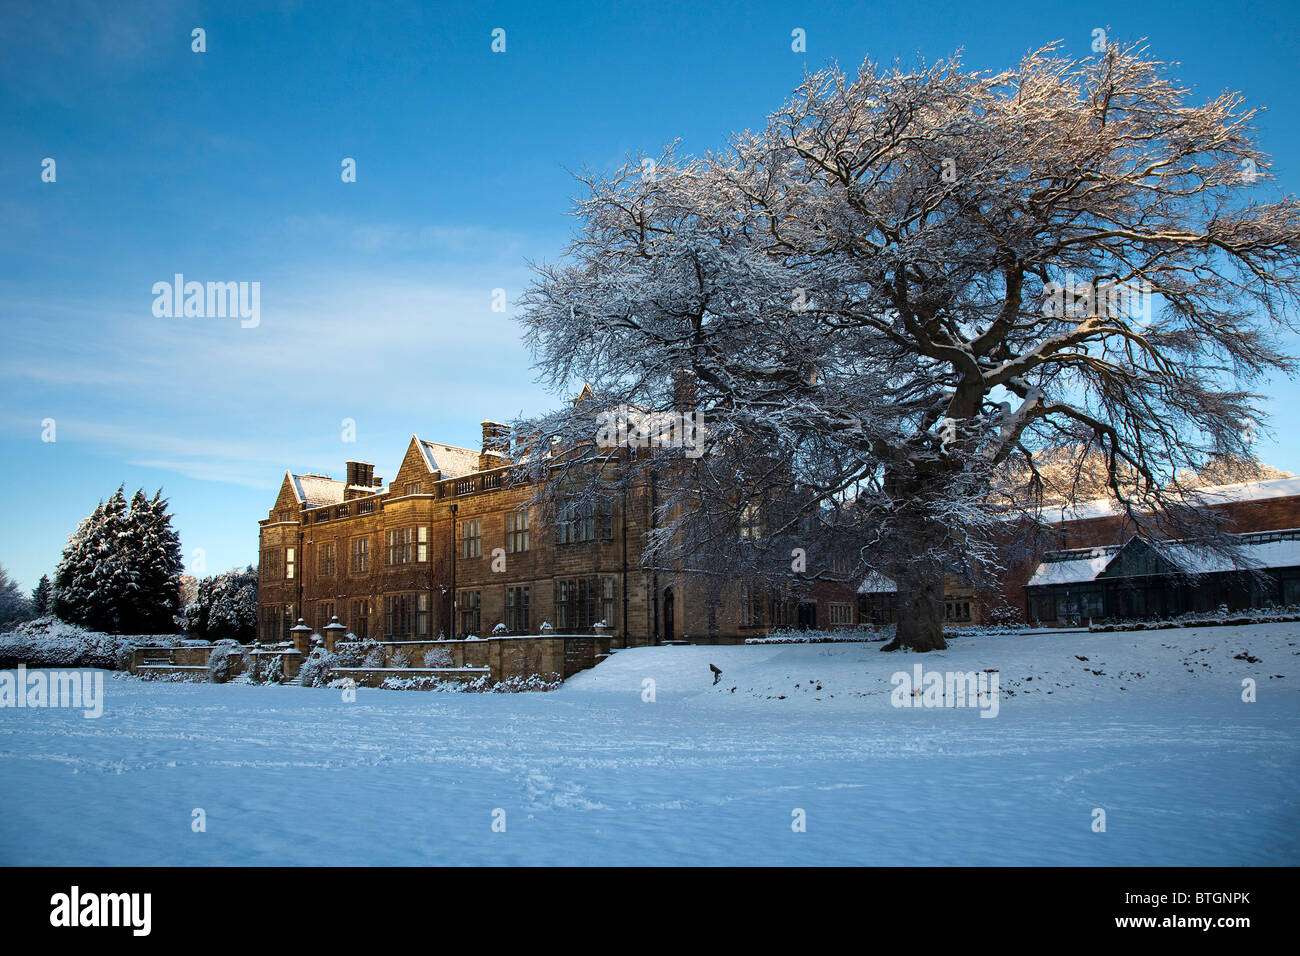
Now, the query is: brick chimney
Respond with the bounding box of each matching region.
[479,421,511,470]
[345,461,376,498]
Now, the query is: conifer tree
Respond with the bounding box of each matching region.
[30,574,52,616]
[53,486,183,634]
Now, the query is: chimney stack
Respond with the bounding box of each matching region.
[481,421,510,457]
[479,421,510,471]
[345,461,375,488]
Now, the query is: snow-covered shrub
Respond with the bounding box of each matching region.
[492,622,509,635]
[390,648,412,669]
[298,645,338,688]
[489,673,563,693]
[246,652,283,684]
[364,645,388,667]
[207,639,249,683]
[1088,604,1300,632]
[750,626,882,645]
[423,647,453,668]
[539,621,553,633]
[335,637,383,668]
[0,616,172,669]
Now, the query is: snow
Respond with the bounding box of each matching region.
[857,571,897,593]
[1157,536,1300,574]
[415,437,480,479]
[1,622,1297,865]
[1042,476,1300,524]
[1029,533,1300,585]
[289,472,344,507]
[1028,547,1119,586]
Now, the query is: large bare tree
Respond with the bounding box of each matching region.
[516,42,1300,651]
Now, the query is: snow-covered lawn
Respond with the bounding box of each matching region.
[1,623,1297,865]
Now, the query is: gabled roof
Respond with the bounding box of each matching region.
[1028,546,1121,587]
[415,437,479,478]
[1028,529,1300,587]
[288,472,345,508]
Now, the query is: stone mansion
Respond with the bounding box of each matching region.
[257,421,866,647]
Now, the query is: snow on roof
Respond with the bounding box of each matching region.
[857,571,898,594]
[415,438,480,478]
[1153,533,1300,575]
[1027,546,1120,587]
[1029,530,1300,587]
[1040,476,1300,525]
[290,472,345,508]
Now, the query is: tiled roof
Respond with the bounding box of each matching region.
[416,439,480,478]
[289,472,345,507]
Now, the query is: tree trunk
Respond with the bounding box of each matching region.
[882,555,948,652]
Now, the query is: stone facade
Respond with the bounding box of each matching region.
[257,423,869,646]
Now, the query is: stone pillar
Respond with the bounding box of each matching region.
[289,619,313,657]
[323,616,347,653]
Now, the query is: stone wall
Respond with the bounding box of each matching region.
[130,644,301,680]
[128,634,610,687]
[340,633,611,682]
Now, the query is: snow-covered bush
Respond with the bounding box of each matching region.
[376,670,561,693]
[335,637,383,668]
[492,622,509,635]
[423,647,454,668]
[0,616,182,669]
[750,626,883,645]
[246,652,283,685]
[390,648,412,669]
[207,639,249,683]
[1088,605,1300,632]
[298,644,338,687]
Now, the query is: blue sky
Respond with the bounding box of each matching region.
[2,0,1298,592]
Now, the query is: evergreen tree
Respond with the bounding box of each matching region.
[30,575,52,616]
[185,566,258,643]
[0,564,32,630]
[53,498,111,629]
[53,486,183,634]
